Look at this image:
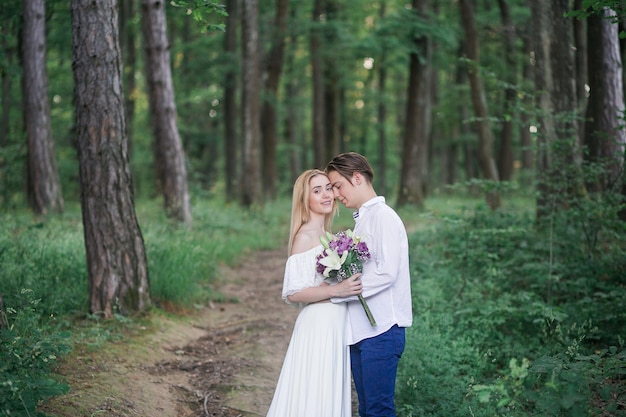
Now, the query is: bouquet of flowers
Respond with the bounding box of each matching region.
[315,229,377,326]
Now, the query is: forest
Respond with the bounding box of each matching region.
[1,0,625,416]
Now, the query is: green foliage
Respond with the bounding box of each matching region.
[170,0,228,32]
[138,198,290,306]
[396,193,626,416]
[0,214,88,316]
[0,198,291,415]
[0,198,290,318]
[396,313,488,417]
[0,289,71,417]
[566,1,626,25]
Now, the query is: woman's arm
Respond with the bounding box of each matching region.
[287,274,362,304]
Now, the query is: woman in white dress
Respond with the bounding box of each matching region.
[266,169,363,417]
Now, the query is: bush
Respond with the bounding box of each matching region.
[396,312,489,417]
[396,192,626,416]
[0,198,292,416]
[0,289,71,417]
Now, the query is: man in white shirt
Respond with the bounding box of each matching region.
[326,152,412,417]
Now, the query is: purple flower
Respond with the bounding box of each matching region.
[314,229,377,326]
[356,241,370,261]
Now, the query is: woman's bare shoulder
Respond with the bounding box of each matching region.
[291,230,321,255]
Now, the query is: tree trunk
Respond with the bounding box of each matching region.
[584,7,626,193]
[241,0,262,206]
[376,61,388,195]
[223,0,239,202]
[376,1,387,196]
[621,15,626,104]
[446,43,468,187]
[520,30,534,174]
[323,0,340,164]
[22,0,64,215]
[70,0,151,318]
[1,24,16,207]
[141,0,191,224]
[261,0,288,199]
[310,0,326,168]
[532,0,556,218]
[120,0,137,148]
[531,0,582,219]
[497,0,515,182]
[459,0,501,209]
[458,39,477,186]
[324,71,340,164]
[398,0,430,209]
[284,6,303,184]
[574,0,588,137]
[0,71,9,207]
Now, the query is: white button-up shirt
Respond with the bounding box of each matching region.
[332,196,413,344]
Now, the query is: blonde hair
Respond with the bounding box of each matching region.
[288,169,337,255]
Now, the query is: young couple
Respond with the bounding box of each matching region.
[266,152,413,417]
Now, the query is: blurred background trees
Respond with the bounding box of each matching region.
[1,0,626,314]
[1,0,623,215]
[1,2,625,414]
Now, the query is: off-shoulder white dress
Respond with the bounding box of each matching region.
[266,245,352,417]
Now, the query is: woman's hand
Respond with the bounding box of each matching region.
[333,273,363,298]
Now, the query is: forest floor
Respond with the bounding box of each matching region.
[40,247,337,417]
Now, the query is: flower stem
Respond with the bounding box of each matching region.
[357,294,377,326]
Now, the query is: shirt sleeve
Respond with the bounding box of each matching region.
[361,212,408,297]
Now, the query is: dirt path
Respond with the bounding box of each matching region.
[41,248,300,417]
[178,248,298,416]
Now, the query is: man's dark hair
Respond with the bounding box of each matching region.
[325,152,374,184]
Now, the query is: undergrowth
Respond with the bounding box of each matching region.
[0,197,290,416]
[2,190,624,416]
[396,192,626,416]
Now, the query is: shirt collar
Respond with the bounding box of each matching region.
[354,196,385,221]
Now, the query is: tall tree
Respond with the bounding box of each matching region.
[531,0,582,219]
[310,0,326,168]
[398,0,431,208]
[120,0,138,146]
[444,43,468,187]
[261,0,288,199]
[1,1,20,207]
[240,0,262,206]
[584,6,626,193]
[70,0,150,318]
[223,0,239,202]
[323,0,341,164]
[460,0,501,209]
[573,0,588,122]
[519,30,534,173]
[284,6,303,184]
[141,0,192,223]
[497,0,516,182]
[375,1,388,196]
[22,0,64,215]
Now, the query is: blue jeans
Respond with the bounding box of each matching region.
[350,325,406,417]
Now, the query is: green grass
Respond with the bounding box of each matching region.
[138,198,291,307]
[0,198,293,317]
[1,192,625,417]
[0,197,292,417]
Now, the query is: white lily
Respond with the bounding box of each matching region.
[318,249,348,277]
[319,231,334,249]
